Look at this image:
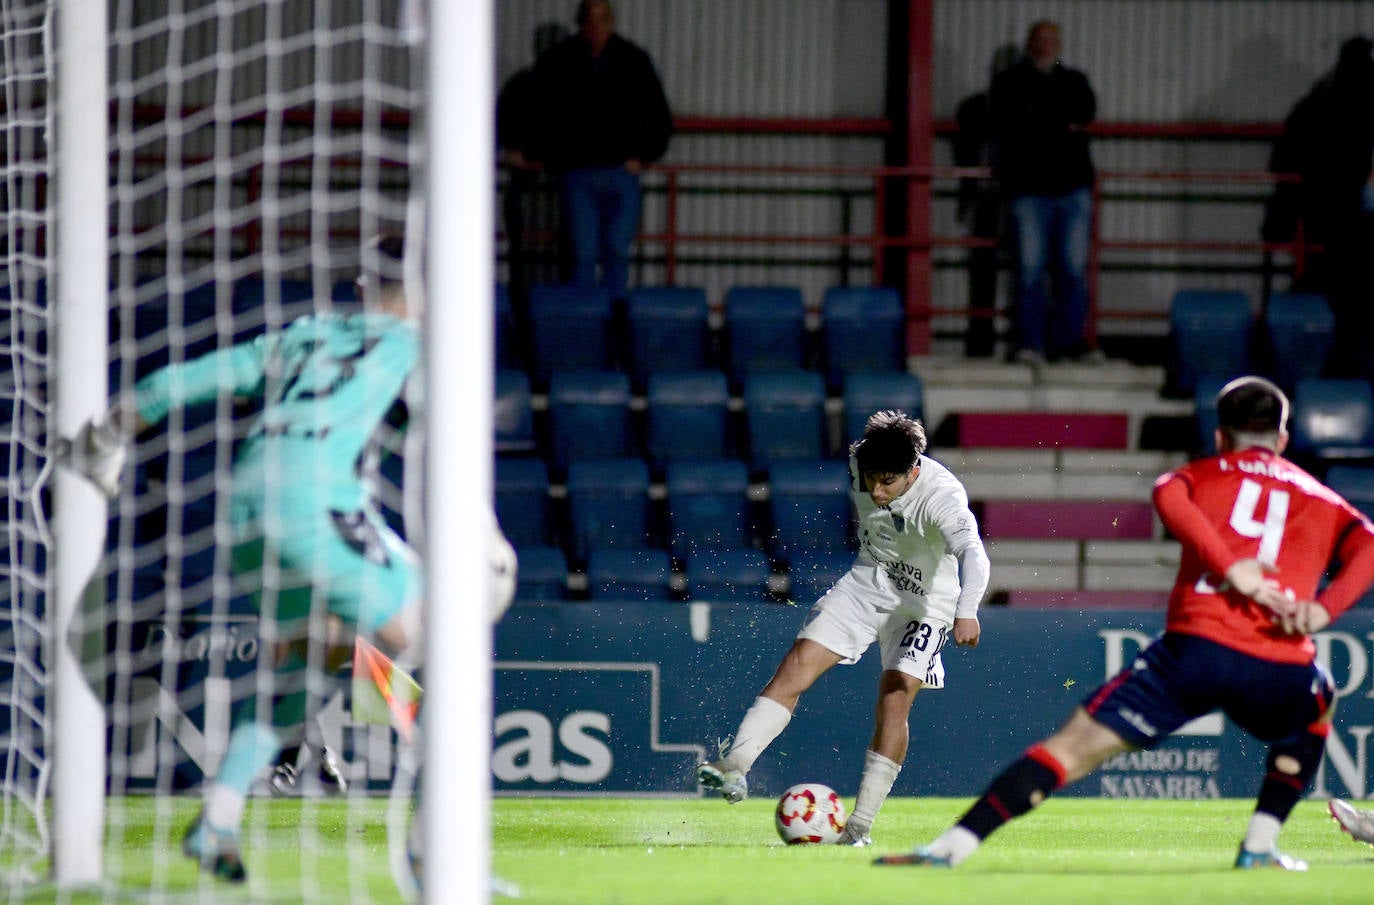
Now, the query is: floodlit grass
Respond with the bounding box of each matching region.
[12,796,1374,903]
[493,797,1374,905]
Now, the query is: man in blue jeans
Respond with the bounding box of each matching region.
[531,0,672,302]
[991,20,1101,365]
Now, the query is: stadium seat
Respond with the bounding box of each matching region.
[495,457,554,548]
[625,286,712,385]
[494,369,536,454]
[684,547,775,603]
[842,372,924,444]
[1166,289,1253,396]
[723,285,807,379]
[1326,465,1374,522]
[495,283,524,371]
[512,544,568,602]
[820,286,904,389]
[231,277,315,341]
[664,458,752,553]
[1264,291,1334,392]
[1289,377,1374,467]
[528,283,613,384]
[743,370,828,467]
[785,548,854,605]
[585,547,674,601]
[565,457,653,560]
[130,280,220,375]
[766,459,854,556]
[645,370,732,466]
[546,370,633,470]
[1192,374,1233,457]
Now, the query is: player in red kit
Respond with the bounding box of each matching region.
[875,375,1374,871]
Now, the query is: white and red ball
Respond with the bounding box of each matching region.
[774,782,847,845]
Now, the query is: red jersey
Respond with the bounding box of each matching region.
[1154,446,1374,664]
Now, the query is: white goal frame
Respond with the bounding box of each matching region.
[44,1,495,900]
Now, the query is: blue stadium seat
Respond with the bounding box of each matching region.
[546,370,633,469]
[495,283,524,371]
[566,457,653,560]
[585,547,674,601]
[1192,374,1233,457]
[495,457,554,548]
[130,281,221,375]
[1325,465,1374,522]
[785,548,855,605]
[231,277,316,341]
[528,283,613,384]
[645,370,732,466]
[821,286,905,389]
[1289,378,1374,466]
[665,458,752,553]
[494,369,536,454]
[743,371,828,467]
[723,285,807,378]
[1264,291,1334,392]
[1167,289,1253,396]
[625,286,711,385]
[513,544,568,602]
[766,459,854,556]
[842,372,924,445]
[685,547,775,603]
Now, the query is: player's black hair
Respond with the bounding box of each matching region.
[850,410,926,476]
[1216,375,1289,435]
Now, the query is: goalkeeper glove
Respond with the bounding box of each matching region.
[64,417,128,498]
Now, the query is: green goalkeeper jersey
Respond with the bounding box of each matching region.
[134,310,420,513]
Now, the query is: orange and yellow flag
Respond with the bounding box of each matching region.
[351,636,422,742]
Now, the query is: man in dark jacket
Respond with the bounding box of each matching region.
[990,20,1100,365]
[1263,35,1374,379]
[531,0,672,303]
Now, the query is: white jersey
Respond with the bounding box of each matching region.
[843,453,989,623]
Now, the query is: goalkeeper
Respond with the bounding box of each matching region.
[74,234,454,883]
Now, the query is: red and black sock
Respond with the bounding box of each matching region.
[957,743,1068,840]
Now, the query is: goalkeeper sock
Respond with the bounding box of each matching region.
[847,749,901,834]
[1247,723,1328,848]
[206,722,282,828]
[722,696,791,774]
[956,743,1067,842]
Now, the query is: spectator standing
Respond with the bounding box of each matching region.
[990,20,1101,365]
[1262,35,1374,379]
[498,22,572,320]
[953,43,1019,358]
[530,0,672,302]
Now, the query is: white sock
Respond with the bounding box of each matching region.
[927,825,981,865]
[204,784,247,830]
[1242,813,1282,852]
[847,749,901,833]
[722,696,792,774]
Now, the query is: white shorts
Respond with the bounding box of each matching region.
[795,577,949,688]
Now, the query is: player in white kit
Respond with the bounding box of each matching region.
[697,410,990,845]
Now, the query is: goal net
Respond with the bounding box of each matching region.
[1,1,494,902]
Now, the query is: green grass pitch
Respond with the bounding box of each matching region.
[14,796,1374,903]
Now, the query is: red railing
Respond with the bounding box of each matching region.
[632,161,1309,353]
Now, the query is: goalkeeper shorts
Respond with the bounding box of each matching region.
[230,497,421,640]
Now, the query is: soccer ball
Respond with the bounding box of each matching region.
[774,782,847,845]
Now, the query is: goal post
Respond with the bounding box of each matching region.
[422,0,496,899]
[50,0,110,888]
[0,0,494,900]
